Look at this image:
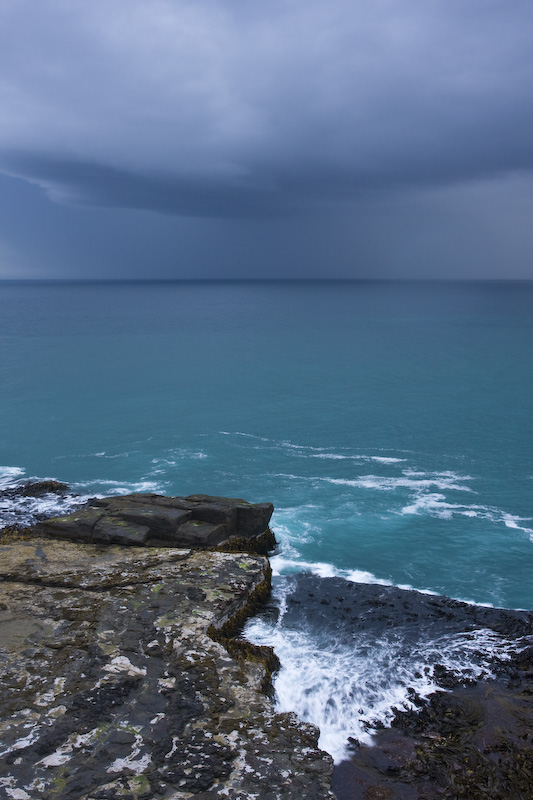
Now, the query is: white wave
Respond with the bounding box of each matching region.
[92,452,133,459]
[75,479,163,495]
[307,454,406,463]
[0,468,88,528]
[59,451,136,460]
[279,440,327,451]
[217,433,411,466]
[274,465,533,542]
[269,506,324,554]
[219,431,271,442]
[401,494,533,535]
[323,473,474,493]
[0,469,172,530]
[0,495,85,527]
[278,439,410,461]
[273,468,533,540]
[308,453,352,460]
[502,513,533,536]
[271,555,393,586]
[246,588,532,763]
[276,470,474,493]
[271,556,442,596]
[369,456,406,464]
[0,466,25,489]
[150,450,207,465]
[401,492,469,517]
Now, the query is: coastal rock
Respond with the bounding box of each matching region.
[333,654,533,800]
[0,537,334,800]
[262,575,533,800]
[36,493,275,552]
[0,479,69,499]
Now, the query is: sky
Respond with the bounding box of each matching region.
[1,0,533,279]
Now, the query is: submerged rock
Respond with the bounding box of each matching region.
[0,479,70,498]
[35,493,275,553]
[0,536,334,799]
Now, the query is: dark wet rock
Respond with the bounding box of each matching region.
[0,537,334,800]
[217,526,277,556]
[37,507,109,543]
[279,575,533,643]
[95,500,192,537]
[23,480,69,497]
[174,519,228,546]
[279,577,533,800]
[251,574,533,799]
[92,515,151,545]
[0,479,70,500]
[183,501,238,529]
[373,657,533,800]
[36,493,275,552]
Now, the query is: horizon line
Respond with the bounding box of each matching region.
[1,277,533,284]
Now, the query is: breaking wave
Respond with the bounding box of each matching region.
[245,575,533,763]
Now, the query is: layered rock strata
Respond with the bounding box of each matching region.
[35,494,275,552]
[0,535,334,799]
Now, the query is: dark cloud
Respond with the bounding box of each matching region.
[1,153,285,218]
[2,0,533,213]
[0,0,533,276]
[2,170,533,281]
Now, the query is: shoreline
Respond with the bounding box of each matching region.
[0,498,335,799]
[2,484,533,798]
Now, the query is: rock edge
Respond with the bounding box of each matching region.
[0,494,335,800]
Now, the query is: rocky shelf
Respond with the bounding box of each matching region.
[0,493,334,800]
[3,489,533,800]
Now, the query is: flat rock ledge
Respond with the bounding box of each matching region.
[34,494,277,553]
[0,498,334,800]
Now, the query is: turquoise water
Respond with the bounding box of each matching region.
[1,279,532,609]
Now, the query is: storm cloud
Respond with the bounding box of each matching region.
[1,0,533,276]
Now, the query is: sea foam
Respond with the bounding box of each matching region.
[245,575,533,763]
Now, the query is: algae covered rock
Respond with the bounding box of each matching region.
[0,536,334,799]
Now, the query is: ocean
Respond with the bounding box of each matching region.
[1,279,532,762]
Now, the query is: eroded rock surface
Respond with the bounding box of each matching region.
[35,494,275,552]
[0,538,334,800]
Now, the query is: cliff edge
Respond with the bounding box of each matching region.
[0,494,334,800]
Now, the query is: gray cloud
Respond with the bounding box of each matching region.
[2,169,533,281]
[1,0,533,219]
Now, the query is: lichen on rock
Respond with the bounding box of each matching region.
[0,494,334,800]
